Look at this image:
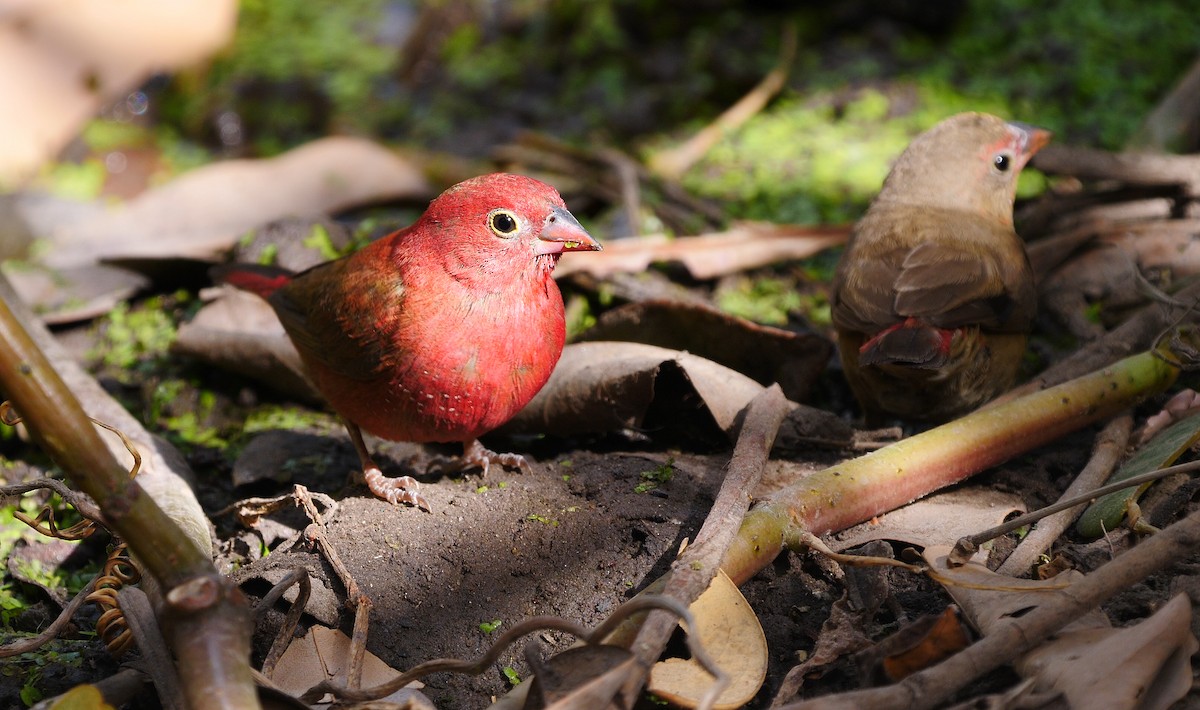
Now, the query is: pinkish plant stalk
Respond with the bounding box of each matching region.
[721,338,1187,585]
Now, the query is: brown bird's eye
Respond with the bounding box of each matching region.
[993,154,1012,172]
[489,210,520,236]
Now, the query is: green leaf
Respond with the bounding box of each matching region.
[1077,412,1200,537]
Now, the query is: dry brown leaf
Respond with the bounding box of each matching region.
[1014,594,1197,710]
[174,289,317,401]
[923,546,1197,710]
[923,545,1104,636]
[0,0,236,185]
[1,262,149,324]
[878,607,972,681]
[553,223,849,280]
[502,341,765,441]
[773,597,874,703]
[579,300,831,402]
[270,625,427,708]
[648,570,767,709]
[829,488,1026,556]
[20,137,430,270]
[524,644,635,709]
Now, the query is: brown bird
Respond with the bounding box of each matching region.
[830,112,1050,423]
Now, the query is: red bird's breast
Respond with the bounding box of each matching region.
[294,254,566,444]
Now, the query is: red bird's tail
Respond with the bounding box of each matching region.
[210,263,295,299]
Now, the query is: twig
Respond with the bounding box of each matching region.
[305,595,726,707]
[292,485,372,690]
[1033,144,1200,194]
[996,414,1132,576]
[648,23,798,180]
[119,587,186,710]
[619,385,790,705]
[255,568,311,678]
[0,477,104,525]
[952,457,1200,568]
[776,504,1200,709]
[0,575,99,658]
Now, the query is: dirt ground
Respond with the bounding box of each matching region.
[3,369,1199,708]
[205,419,1196,708]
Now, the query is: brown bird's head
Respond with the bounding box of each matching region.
[404,173,601,293]
[873,112,1051,225]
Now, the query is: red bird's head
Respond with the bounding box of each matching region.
[874,112,1051,225]
[409,173,601,292]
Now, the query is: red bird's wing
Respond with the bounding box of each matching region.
[268,257,400,382]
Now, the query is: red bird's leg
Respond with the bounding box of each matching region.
[460,439,533,477]
[345,421,431,511]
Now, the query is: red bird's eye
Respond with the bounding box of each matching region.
[489,210,520,236]
[993,154,1012,172]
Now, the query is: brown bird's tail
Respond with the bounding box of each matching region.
[858,318,952,369]
[210,263,295,299]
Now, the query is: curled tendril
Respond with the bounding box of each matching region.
[86,544,142,657]
[0,401,141,479]
[0,401,22,426]
[13,506,95,540]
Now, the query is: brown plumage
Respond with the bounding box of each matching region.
[831,112,1050,422]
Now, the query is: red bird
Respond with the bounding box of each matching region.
[217,173,601,509]
[831,113,1050,423]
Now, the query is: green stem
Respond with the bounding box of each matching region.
[722,343,1183,585]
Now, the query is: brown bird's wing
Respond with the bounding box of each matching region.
[268,256,402,382]
[833,211,1035,334]
[831,250,907,332]
[894,240,1012,328]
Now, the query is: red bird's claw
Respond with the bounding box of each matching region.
[363,467,431,512]
[461,441,532,477]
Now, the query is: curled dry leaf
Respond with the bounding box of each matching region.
[501,341,765,442]
[579,299,831,402]
[552,222,849,281]
[269,625,427,706]
[16,137,430,271]
[648,570,767,710]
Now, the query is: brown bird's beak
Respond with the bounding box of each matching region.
[535,206,602,255]
[1008,121,1052,157]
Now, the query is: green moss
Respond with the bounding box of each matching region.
[906,0,1199,149]
[302,223,344,261]
[634,457,675,494]
[92,296,183,373]
[715,276,806,326]
[672,83,1014,224]
[243,405,338,434]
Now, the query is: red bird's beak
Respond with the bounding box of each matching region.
[535,206,602,256]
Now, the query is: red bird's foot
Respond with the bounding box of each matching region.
[363,467,432,511]
[451,439,533,477]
